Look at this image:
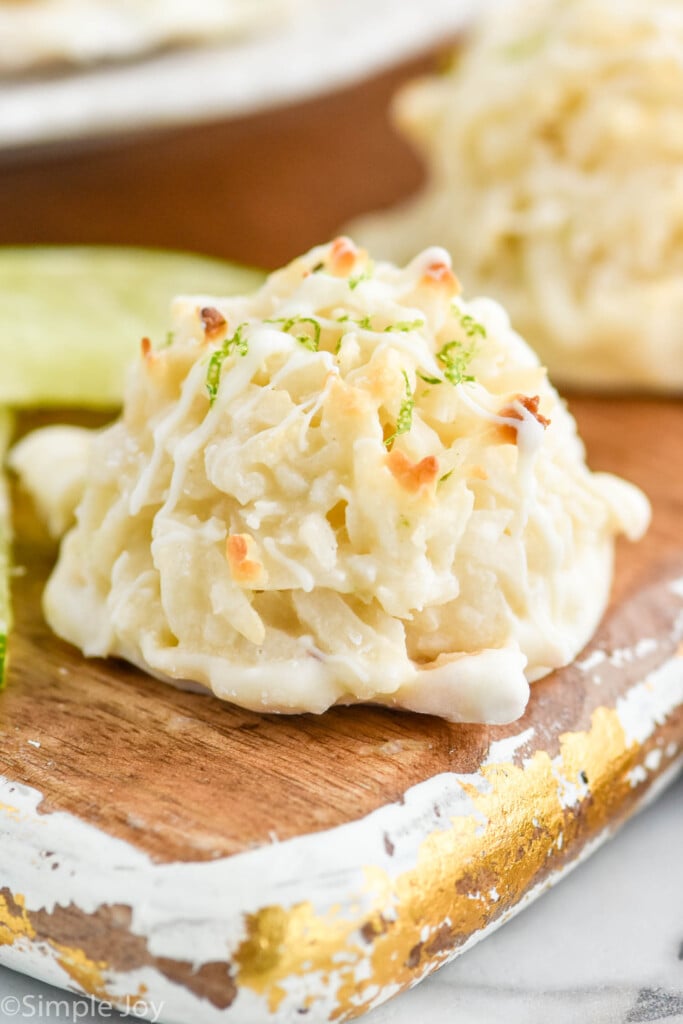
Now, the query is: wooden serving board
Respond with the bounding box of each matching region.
[0,37,682,1024]
[0,397,682,1024]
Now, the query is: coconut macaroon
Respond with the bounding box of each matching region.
[351,0,683,392]
[43,238,650,724]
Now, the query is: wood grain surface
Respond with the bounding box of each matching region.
[0,44,681,864]
[0,51,440,270]
[0,48,682,1024]
[1,397,681,864]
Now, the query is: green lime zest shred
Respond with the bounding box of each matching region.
[433,308,485,385]
[206,322,249,405]
[436,339,477,386]
[335,314,423,335]
[417,371,442,386]
[385,370,414,449]
[384,319,425,333]
[336,313,373,330]
[266,315,321,351]
[454,308,487,339]
[334,313,373,354]
[348,264,374,291]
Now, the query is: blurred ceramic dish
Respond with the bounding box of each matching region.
[0,0,301,74]
[0,0,481,151]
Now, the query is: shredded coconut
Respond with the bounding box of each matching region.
[41,239,650,723]
[352,0,683,391]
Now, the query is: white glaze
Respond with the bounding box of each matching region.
[40,240,650,727]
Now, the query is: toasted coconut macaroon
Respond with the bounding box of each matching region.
[42,239,650,723]
[351,0,683,392]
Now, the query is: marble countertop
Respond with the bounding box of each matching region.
[1,774,681,1024]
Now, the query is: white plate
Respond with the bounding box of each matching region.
[0,0,480,152]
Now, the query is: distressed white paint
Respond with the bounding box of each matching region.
[576,649,607,673]
[644,748,663,772]
[616,655,683,746]
[549,761,589,810]
[484,727,535,765]
[627,764,648,788]
[573,578,683,682]
[2,760,682,1024]
[1,638,681,1024]
[3,816,658,1024]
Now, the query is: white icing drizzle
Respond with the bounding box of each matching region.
[36,239,651,726]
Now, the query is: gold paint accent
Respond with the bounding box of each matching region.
[52,943,110,1000]
[234,703,677,1021]
[235,904,357,1014]
[2,694,679,1022]
[0,894,116,1004]
[0,892,35,946]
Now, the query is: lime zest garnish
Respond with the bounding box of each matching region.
[296,333,318,352]
[435,307,485,385]
[206,323,249,405]
[450,305,487,341]
[417,371,442,386]
[348,264,374,291]
[336,313,373,330]
[456,310,487,339]
[384,371,414,449]
[265,315,321,351]
[436,339,477,386]
[334,313,373,354]
[384,319,425,333]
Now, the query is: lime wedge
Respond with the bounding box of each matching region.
[0,409,13,689]
[0,246,265,408]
